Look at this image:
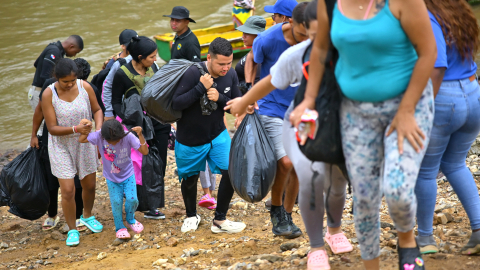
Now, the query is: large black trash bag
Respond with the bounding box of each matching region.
[136,145,164,212]
[141,59,198,124]
[293,43,345,165]
[0,147,49,220]
[121,94,154,141]
[229,112,277,203]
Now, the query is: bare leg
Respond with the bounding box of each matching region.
[58,178,76,231]
[80,173,96,218]
[271,156,293,207]
[363,258,380,270]
[283,169,299,213]
[398,230,416,248]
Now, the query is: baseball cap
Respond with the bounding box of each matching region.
[119,29,138,46]
[264,0,298,17]
[236,16,267,35]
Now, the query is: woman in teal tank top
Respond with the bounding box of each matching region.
[290,1,437,270]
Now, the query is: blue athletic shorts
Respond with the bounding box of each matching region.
[175,129,231,181]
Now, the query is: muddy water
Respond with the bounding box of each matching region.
[0,0,275,150]
[1,2,479,150]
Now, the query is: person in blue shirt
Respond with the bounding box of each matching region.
[264,0,297,25]
[415,0,480,256]
[251,2,308,239]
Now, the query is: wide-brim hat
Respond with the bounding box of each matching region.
[163,6,196,23]
[236,16,266,35]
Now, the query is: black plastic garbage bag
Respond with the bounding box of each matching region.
[136,145,164,212]
[142,59,198,124]
[0,147,49,220]
[229,112,277,203]
[121,94,154,141]
[200,92,218,116]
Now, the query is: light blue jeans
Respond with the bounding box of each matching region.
[106,174,139,231]
[416,78,480,237]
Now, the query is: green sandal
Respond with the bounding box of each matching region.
[66,230,80,246]
[79,215,103,233]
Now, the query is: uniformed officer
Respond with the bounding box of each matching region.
[28,35,84,110]
[163,6,201,62]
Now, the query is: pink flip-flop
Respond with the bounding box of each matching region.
[207,204,217,210]
[128,220,144,234]
[198,194,216,208]
[116,228,131,239]
[325,232,353,254]
[307,249,330,270]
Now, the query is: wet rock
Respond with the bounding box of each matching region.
[96,252,107,261]
[280,242,300,251]
[34,260,43,265]
[190,250,200,256]
[259,254,283,263]
[51,231,64,241]
[340,256,352,263]
[0,242,8,249]
[112,238,126,246]
[167,237,179,247]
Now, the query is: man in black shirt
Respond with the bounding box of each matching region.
[28,35,84,111]
[163,6,201,62]
[172,38,249,234]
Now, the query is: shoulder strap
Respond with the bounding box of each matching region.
[120,65,140,98]
[117,58,127,66]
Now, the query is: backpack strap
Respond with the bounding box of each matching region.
[120,65,140,99]
[117,58,127,66]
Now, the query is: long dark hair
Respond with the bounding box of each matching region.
[101,119,130,142]
[126,36,157,62]
[425,0,479,60]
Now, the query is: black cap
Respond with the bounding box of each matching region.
[119,29,138,46]
[163,6,196,23]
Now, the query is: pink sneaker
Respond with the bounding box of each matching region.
[307,249,330,270]
[198,194,216,208]
[325,232,354,254]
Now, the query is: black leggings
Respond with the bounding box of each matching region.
[181,169,234,221]
[47,176,84,219]
[149,119,170,210]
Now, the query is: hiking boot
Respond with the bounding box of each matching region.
[270,205,292,236]
[461,230,480,255]
[285,212,303,239]
[144,210,165,220]
[398,242,425,270]
[416,235,438,254]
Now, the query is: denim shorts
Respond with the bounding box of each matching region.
[259,114,285,160]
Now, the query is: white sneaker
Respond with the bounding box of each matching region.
[181,215,201,233]
[211,219,246,234]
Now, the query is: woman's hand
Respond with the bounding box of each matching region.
[76,119,92,135]
[386,108,425,154]
[131,126,143,137]
[30,136,39,149]
[289,98,315,128]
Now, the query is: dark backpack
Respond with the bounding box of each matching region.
[90,58,127,109]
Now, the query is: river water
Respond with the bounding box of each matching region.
[0,1,479,150]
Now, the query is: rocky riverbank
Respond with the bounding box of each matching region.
[1,150,480,270]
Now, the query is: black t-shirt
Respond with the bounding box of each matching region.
[235,54,261,84]
[171,28,201,62]
[32,41,65,87]
[172,62,242,146]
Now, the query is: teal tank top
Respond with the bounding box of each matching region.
[331,0,418,102]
